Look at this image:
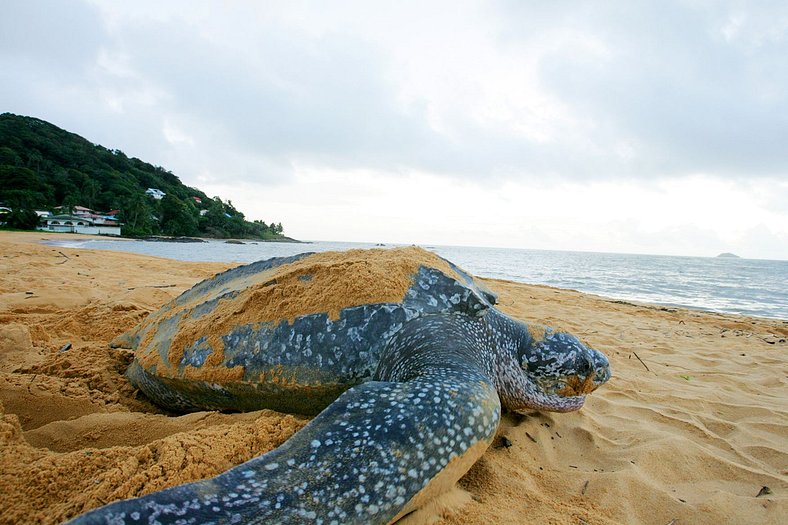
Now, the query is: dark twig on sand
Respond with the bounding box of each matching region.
[56,251,70,264]
[126,284,178,290]
[525,432,537,443]
[581,480,589,495]
[632,351,650,372]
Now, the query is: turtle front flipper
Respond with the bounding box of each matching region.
[65,373,500,525]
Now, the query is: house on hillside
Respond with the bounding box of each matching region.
[55,205,94,216]
[39,214,121,236]
[146,188,166,200]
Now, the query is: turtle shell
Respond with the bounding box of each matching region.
[119,246,497,414]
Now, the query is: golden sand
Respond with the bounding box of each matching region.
[0,231,785,524]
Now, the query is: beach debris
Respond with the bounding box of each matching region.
[525,432,538,443]
[59,342,72,353]
[665,519,678,525]
[632,351,651,372]
[126,284,178,290]
[756,486,772,497]
[56,251,70,264]
[140,236,206,243]
[581,480,589,495]
[25,291,33,294]
[679,374,693,381]
[495,436,513,449]
[612,300,637,307]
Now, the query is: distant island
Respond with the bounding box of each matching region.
[0,113,294,241]
[716,252,740,258]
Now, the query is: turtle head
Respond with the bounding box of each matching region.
[491,315,611,413]
[513,327,611,412]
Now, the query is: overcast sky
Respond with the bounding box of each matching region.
[2,1,787,259]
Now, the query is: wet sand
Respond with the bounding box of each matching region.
[0,231,785,524]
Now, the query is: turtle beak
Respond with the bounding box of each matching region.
[575,349,611,393]
[589,350,611,389]
[555,349,611,397]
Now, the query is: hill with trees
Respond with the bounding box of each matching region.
[0,113,288,239]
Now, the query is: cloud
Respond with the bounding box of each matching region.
[527,1,788,178]
[3,0,787,185]
[0,0,105,69]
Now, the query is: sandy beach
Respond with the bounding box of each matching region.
[0,231,785,525]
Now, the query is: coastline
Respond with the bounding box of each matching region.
[33,231,788,320]
[0,231,785,524]
[130,234,305,244]
[18,229,305,244]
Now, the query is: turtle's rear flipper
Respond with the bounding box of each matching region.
[64,374,501,525]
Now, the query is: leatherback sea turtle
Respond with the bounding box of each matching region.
[68,247,611,524]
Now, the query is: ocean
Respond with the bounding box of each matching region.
[47,238,788,320]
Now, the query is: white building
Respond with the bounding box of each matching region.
[146,188,166,200]
[39,214,121,236]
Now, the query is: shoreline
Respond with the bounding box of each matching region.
[33,231,788,322]
[0,231,785,524]
[17,229,305,244]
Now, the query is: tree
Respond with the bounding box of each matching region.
[61,195,77,215]
[0,165,52,207]
[160,194,198,236]
[119,192,155,236]
[0,146,21,166]
[82,179,100,209]
[5,207,39,230]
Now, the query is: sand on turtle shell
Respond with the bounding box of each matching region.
[131,246,470,381]
[0,231,786,525]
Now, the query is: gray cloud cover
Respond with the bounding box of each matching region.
[2,0,787,187]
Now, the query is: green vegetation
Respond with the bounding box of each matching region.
[0,113,288,239]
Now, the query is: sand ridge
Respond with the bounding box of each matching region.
[0,231,785,524]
